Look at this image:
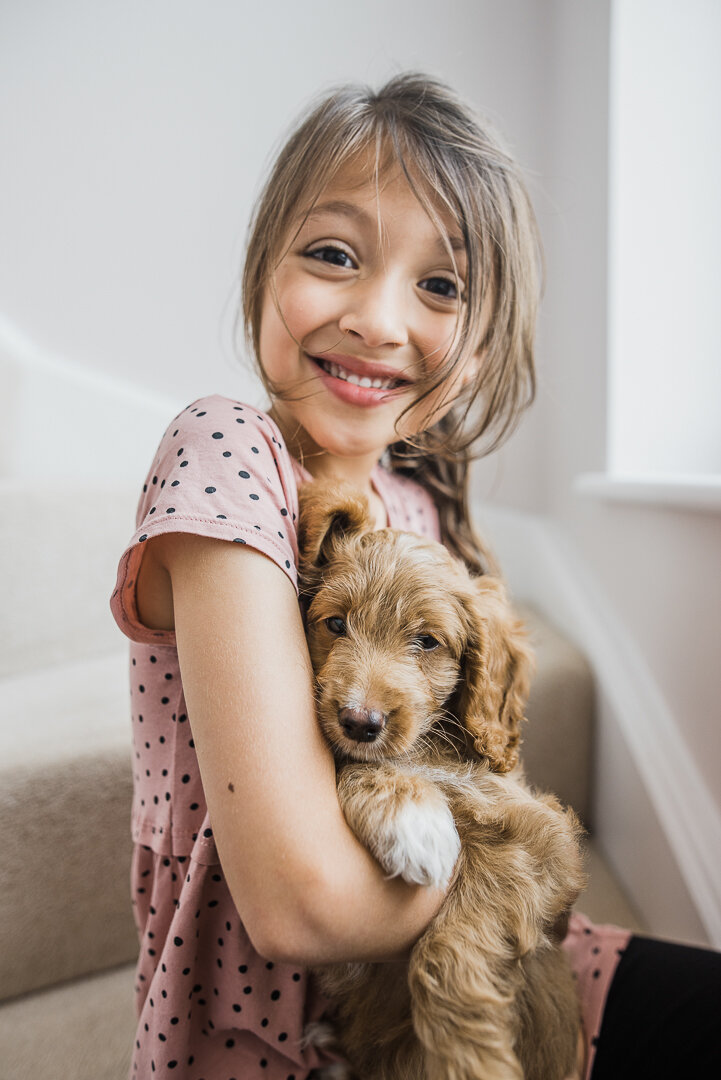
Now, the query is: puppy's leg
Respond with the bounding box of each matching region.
[337,763,460,889]
[409,899,525,1080]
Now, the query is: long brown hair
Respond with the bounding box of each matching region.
[241,73,541,575]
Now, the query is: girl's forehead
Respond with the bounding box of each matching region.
[296,158,465,253]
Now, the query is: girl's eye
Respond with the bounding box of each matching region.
[419,276,459,300]
[415,634,441,651]
[325,616,347,635]
[306,245,355,269]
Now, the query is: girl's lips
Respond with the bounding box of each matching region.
[308,353,411,407]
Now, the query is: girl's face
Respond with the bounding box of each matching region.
[258,161,481,477]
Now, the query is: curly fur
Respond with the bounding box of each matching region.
[297,480,586,1080]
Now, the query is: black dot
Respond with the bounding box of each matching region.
[205,487,216,494]
[236,417,245,424]
[280,508,288,516]
[270,990,281,1001]
[250,494,260,501]
[182,774,190,784]
[238,470,250,479]
[174,936,184,947]
[223,451,232,457]
[243,986,252,994]
[251,446,260,454]
[166,507,176,514]
[212,432,224,440]
[139,534,148,542]
[171,480,180,487]
[180,461,188,467]
[226,1039,235,1049]
[592,968,601,979]
[203,827,213,838]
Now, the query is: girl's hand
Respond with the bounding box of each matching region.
[149,531,446,965]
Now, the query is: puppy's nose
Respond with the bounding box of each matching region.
[338,706,387,742]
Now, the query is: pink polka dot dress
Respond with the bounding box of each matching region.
[110,395,629,1080]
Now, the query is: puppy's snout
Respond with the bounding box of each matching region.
[338,706,387,743]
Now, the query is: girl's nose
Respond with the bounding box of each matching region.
[338,278,409,349]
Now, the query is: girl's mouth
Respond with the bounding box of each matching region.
[310,354,410,393]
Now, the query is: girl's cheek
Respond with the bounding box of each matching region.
[269,276,335,337]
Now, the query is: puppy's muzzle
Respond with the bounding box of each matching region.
[338,706,387,743]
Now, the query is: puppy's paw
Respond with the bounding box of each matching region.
[373,792,461,889]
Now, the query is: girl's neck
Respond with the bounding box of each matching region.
[268,404,388,528]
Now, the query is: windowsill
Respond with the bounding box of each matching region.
[575,473,721,513]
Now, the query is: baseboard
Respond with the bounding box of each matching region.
[476,502,721,948]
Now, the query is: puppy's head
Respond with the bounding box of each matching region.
[298,480,533,771]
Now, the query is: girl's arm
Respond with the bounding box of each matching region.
[153,530,446,966]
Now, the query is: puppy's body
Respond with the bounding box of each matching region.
[298,482,586,1080]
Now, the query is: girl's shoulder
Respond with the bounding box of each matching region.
[110,396,303,644]
[139,394,302,528]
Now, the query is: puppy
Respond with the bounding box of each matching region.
[298,480,586,1080]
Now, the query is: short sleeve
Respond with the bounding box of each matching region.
[110,396,300,644]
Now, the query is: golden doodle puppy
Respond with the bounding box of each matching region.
[297,479,586,1080]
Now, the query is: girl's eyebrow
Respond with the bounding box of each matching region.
[304,200,466,257]
[304,200,370,223]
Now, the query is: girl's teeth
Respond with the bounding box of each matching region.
[320,358,395,390]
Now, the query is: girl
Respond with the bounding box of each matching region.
[110,73,719,1080]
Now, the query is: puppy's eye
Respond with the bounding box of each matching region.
[325,616,347,636]
[415,634,440,651]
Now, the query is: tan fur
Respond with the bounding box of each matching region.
[298,480,586,1080]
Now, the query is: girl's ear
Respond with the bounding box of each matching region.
[455,577,534,773]
[297,480,374,573]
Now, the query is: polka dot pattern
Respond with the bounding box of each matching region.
[130,843,334,1078]
[110,396,443,1078]
[562,912,633,1080]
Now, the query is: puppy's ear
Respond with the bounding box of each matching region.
[297,479,374,574]
[456,577,534,773]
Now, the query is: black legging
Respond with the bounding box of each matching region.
[590,934,721,1079]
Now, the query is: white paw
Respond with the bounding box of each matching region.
[373,796,461,888]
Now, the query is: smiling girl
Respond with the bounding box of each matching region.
[110,73,720,1080]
